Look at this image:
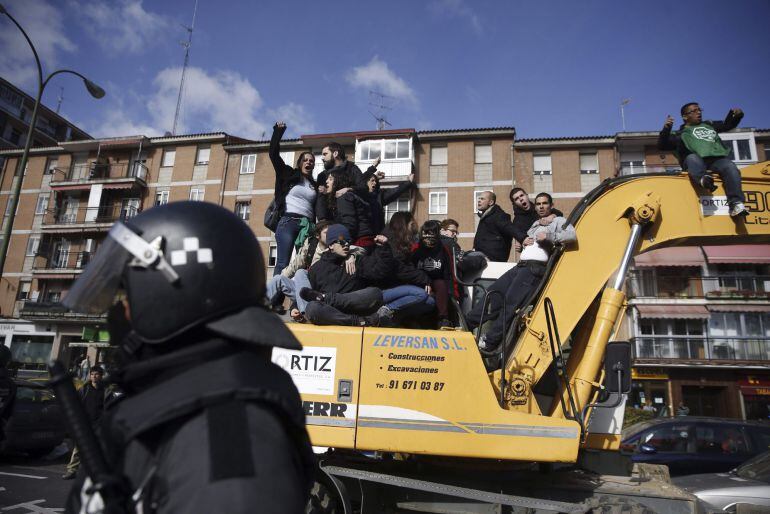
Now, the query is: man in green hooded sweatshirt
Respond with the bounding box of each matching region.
[658,102,748,217]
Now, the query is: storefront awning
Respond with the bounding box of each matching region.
[636,304,709,319]
[634,247,705,267]
[702,245,770,264]
[68,342,112,348]
[102,182,137,190]
[708,304,770,313]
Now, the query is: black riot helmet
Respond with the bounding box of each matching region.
[63,201,300,350]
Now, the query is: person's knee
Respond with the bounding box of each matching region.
[304,302,322,323]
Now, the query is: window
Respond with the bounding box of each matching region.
[533,154,552,175]
[580,153,598,174]
[358,140,382,161]
[196,146,210,165]
[382,139,411,160]
[25,236,40,257]
[720,134,757,163]
[46,291,61,303]
[474,144,492,164]
[240,154,256,174]
[17,281,31,301]
[189,188,204,201]
[161,148,176,167]
[430,146,448,166]
[279,151,294,166]
[429,192,448,215]
[35,193,49,215]
[696,424,749,455]
[235,201,251,221]
[9,128,21,145]
[45,157,58,175]
[640,423,693,453]
[268,243,278,267]
[382,187,411,223]
[155,190,169,206]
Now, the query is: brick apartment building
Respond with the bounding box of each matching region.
[1,122,769,420]
[0,77,91,162]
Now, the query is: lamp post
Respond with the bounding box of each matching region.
[0,4,105,280]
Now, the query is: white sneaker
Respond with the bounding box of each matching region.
[478,335,489,350]
[729,202,749,217]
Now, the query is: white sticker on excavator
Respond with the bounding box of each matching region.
[272,346,337,395]
[700,196,730,216]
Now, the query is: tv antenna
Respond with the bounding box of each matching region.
[56,87,64,113]
[172,0,199,135]
[368,90,394,131]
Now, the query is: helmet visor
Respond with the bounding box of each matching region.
[62,224,132,314]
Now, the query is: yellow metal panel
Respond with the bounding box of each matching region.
[283,324,363,448]
[355,328,581,462]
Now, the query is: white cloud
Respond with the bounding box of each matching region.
[0,0,77,90]
[89,66,313,140]
[429,0,483,35]
[70,0,171,54]
[267,103,316,136]
[345,56,418,107]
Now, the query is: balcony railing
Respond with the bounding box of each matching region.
[52,162,148,183]
[628,274,770,299]
[633,336,770,362]
[43,204,139,226]
[33,250,91,271]
[19,300,105,321]
[620,165,681,176]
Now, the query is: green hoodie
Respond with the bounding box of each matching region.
[680,123,730,159]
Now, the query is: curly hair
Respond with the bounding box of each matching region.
[388,211,417,258]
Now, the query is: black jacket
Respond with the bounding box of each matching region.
[67,336,313,514]
[317,160,365,192]
[309,243,396,294]
[658,110,743,166]
[367,180,415,235]
[270,124,315,213]
[472,204,518,262]
[78,382,106,424]
[335,191,374,240]
[511,205,564,244]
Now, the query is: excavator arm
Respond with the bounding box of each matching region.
[499,162,770,430]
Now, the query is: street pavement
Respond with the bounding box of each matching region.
[0,443,73,512]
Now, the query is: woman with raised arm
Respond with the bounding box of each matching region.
[270,122,317,276]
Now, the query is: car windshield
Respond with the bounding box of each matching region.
[735,451,770,482]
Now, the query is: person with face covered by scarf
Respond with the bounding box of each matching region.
[412,220,454,328]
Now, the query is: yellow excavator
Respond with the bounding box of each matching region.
[274,161,770,513]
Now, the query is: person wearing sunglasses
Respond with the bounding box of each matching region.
[658,103,748,217]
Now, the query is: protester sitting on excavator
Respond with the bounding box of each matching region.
[658,103,748,217]
[466,193,576,351]
[509,187,562,253]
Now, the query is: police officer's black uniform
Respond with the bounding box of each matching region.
[63,202,314,513]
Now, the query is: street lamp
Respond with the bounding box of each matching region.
[0,4,105,280]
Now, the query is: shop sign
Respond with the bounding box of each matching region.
[632,368,669,380]
[739,376,770,396]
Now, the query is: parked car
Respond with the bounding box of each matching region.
[673,450,770,512]
[621,417,770,476]
[0,379,65,458]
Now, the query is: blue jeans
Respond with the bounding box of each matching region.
[265,269,313,313]
[382,285,434,312]
[274,215,304,276]
[684,154,745,205]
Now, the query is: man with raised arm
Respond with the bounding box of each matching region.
[658,102,748,217]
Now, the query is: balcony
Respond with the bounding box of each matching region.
[19,300,105,323]
[51,162,148,188]
[629,274,770,300]
[633,336,770,363]
[41,204,139,232]
[32,250,90,274]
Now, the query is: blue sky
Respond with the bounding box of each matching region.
[2,0,769,141]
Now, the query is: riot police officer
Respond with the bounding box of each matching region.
[63,202,313,513]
